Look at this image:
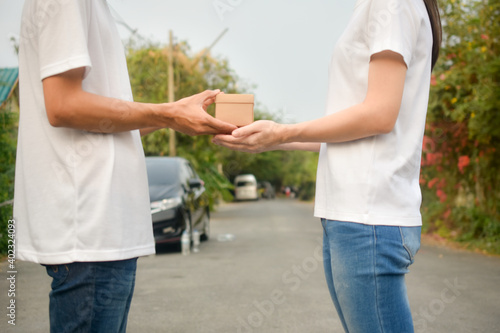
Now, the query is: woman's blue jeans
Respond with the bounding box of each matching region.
[321,219,421,333]
[44,258,138,333]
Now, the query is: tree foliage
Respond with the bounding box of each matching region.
[0,94,18,254]
[421,0,500,252]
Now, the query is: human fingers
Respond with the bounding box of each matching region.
[197,89,221,110]
[203,116,237,135]
[197,89,221,100]
[212,134,258,153]
[212,133,245,145]
[231,120,274,138]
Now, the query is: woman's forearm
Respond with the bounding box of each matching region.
[281,101,396,145]
[274,142,321,152]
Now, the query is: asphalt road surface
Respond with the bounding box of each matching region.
[1,199,500,332]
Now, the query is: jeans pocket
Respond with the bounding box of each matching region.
[45,264,70,289]
[399,226,422,265]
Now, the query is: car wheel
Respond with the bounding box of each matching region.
[200,211,210,241]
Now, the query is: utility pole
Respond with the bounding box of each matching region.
[166,28,228,158]
[168,30,176,157]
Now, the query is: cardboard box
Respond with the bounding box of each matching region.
[215,94,254,127]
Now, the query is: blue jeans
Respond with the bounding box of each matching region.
[321,219,421,333]
[44,258,138,333]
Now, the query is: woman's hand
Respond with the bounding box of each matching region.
[212,120,288,153]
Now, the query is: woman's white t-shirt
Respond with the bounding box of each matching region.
[15,0,155,264]
[314,0,433,226]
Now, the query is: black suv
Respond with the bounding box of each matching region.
[146,157,210,246]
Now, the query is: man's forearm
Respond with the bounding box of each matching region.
[47,89,166,133]
[140,127,162,137]
[43,67,237,135]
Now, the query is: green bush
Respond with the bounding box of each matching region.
[421,0,500,253]
[0,106,18,256]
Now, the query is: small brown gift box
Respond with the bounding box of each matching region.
[215,94,254,127]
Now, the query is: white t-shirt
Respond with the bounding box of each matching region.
[15,0,155,264]
[314,0,433,226]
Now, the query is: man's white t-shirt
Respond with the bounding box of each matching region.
[314,0,433,226]
[15,0,155,264]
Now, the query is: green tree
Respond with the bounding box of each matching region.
[421,0,500,253]
[0,93,18,255]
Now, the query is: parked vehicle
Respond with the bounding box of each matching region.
[146,157,210,247]
[234,174,259,201]
[259,181,276,199]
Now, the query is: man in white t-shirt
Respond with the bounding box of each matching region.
[15,1,236,332]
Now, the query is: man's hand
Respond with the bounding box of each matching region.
[164,90,237,136]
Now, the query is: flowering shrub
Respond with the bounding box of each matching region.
[421,0,500,253]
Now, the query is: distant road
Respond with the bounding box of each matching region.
[1,199,499,332]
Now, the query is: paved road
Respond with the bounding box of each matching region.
[1,199,500,332]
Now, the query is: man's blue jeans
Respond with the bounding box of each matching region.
[321,219,421,333]
[44,258,138,333]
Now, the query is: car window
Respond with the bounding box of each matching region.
[146,160,179,186]
[186,163,197,179]
[179,163,192,186]
[236,181,255,187]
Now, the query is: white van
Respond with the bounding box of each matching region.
[234,174,258,201]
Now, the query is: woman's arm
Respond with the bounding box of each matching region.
[269,142,321,152]
[213,51,407,153]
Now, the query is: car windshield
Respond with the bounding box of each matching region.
[236,181,254,187]
[146,159,179,186]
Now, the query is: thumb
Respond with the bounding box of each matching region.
[199,89,220,100]
[200,89,221,110]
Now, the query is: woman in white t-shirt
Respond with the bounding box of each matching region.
[214,0,442,331]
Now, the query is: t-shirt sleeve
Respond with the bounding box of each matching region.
[365,0,420,67]
[36,0,92,80]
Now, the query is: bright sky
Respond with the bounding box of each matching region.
[0,0,355,123]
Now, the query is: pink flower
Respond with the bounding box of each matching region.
[458,155,470,173]
[428,178,439,189]
[430,75,437,86]
[437,189,447,203]
[481,34,489,40]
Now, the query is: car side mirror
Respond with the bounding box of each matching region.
[188,178,203,190]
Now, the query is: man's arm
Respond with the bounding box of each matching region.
[43,67,237,135]
[139,127,162,137]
